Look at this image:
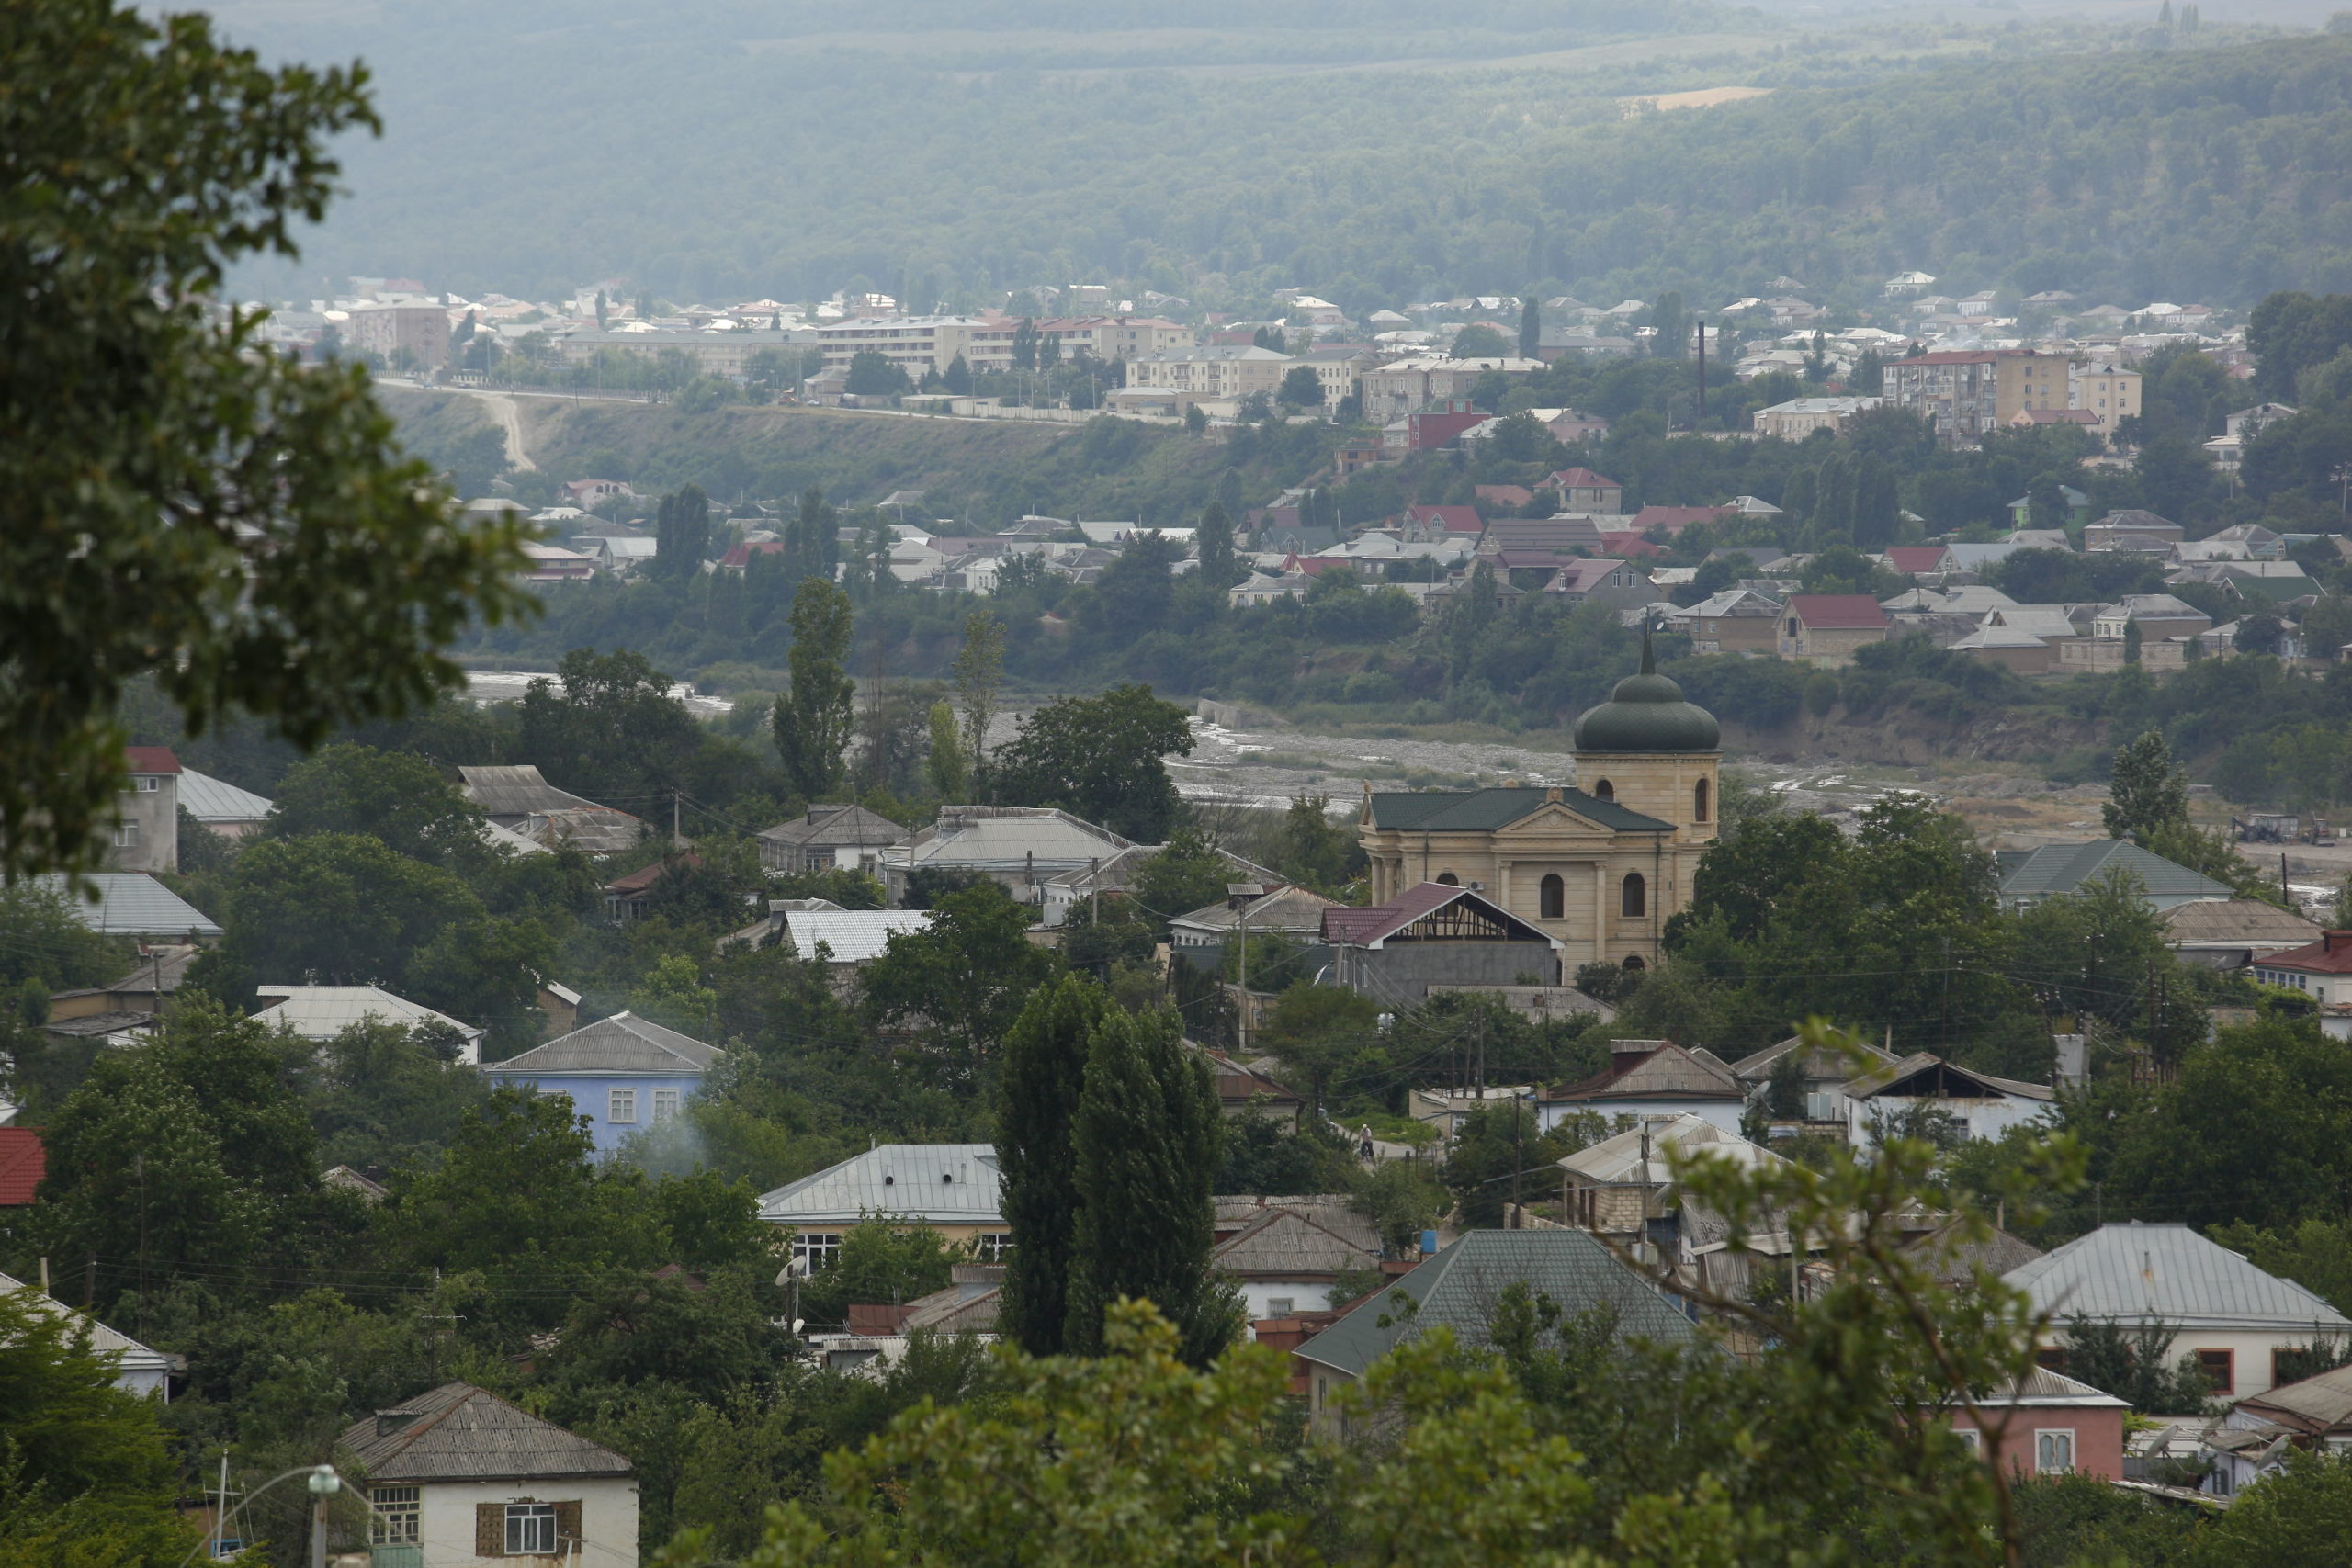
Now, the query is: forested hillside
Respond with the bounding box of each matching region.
[224,0,2352,310]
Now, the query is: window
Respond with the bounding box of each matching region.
[1267,1296,1295,1316]
[112,820,140,848]
[607,1088,638,1124]
[1435,872,1459,886]
[1951,1427,1981,1454]
[651,1088,681,1122]
[1539,874,1565,919]
[135,775,161,793]
[974,1233,1014,1260]
[506,1504,558,1555]
[1622,954,1646,972]
[1693,777,1710,823]
[371,1487,420,1544]
[794,1231,842,1269]
[1591,779,1614,802]
[2034,1430,2075,1474]
[2197,1348,2235,1394]
[1620,872,1646,919]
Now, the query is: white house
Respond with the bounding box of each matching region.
[1837,1053,2055,1145]
[2007,1223,2352,1401]
[338,1382,637,1568]
[1533,1040,1747,1136]
[254,985,485,1064]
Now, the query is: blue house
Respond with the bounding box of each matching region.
[481,1011,721,1153]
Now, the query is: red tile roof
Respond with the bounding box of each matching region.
[1786,594,1889,630]
[2259,931,2352,975]
[1407,504,1484,532]
[0,1127,46,1205]
[1629,505,1733,536]
[603,853,702,896]
[1596,533,1667,558]
[719,541,787,569]
[124,747,181,774]
[1549,468,1620,490]
[1884,547,1954,574]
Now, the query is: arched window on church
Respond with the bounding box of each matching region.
[1540,874,1565,919]
[1436,872,1459,886]
[1623,953,1646,972]
[1693,777,1710,823]
[1592,779,1614,803]
[1620,871,1646,919]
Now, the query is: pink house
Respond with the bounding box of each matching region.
[1947,1369,2129,1481]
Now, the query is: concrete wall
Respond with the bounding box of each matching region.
[105,773,177,874]
[413,1474,638,1568]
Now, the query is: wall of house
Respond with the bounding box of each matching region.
[1236,1279,1339,1331]
[1950,1406,2126,1483]
[417,1474,638,1568]
[1338,941,1558,1002]
[2045,1327,2321,1401]
[1842,1092,2052,1145]
[105,773,178,874]
[483,1072,705,1154]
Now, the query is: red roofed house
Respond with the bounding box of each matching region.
[1406,504,1485,538]
[2254,931,2352,1040]
[109,748,182,874]
[603,854,702,924]
[1884,545,1959,577]
[1596,532,1668,559]
[1402,403,1494,454]
[1548,468,1624,514]
[1627,504,1733,537]
[1778,595,1890,666]
[1322,882,1564,1000]
[718,541,789,570]
[0,1127,46,1205]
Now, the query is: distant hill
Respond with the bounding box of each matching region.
[227,3,2352,311]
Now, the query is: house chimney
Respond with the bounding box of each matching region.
[2327,931,2352,955]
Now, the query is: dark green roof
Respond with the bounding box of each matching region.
[1572,630,1721,754]
[1996,840,2233,904]
[1295,1230,1695,1378]
[1367,786,1672,835]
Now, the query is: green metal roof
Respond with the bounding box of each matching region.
[1295,1230,1695,1378]
[1367,786,1672,835]
[1996,840,2233,905]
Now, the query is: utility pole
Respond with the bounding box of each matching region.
[1236,891,1255,1055]
[308,1465,341,1568]
[1696,315,1706,422]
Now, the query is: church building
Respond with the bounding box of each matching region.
[1355,637,1720,972]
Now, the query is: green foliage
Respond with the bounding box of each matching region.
[0,884,132,998]
[1214,1110,1356,1197]
[2057,1316,2217,1414]
[654,484,712,578]
[303,1018,492,1170]
[267,741,491,866]
[993,683,1193,841]
[1065,1007,1241,1363]
[2185,1450,2352,1564]
[2105,728,2192,844]
[844,351,910,398]
[1128,827,1233,934]
[517,647,704,806]
[1259,982,1383,1117]
[995,975,1111,1357]
[2210,1215,2352,1317]
[1,0,531,879]
[775,579,858,801]
[796,1219,961,1327]
[862,880,1057,1087]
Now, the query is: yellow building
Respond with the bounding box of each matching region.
[1357,637,1720,972]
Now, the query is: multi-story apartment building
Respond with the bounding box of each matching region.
[1123,344,1295,409]
[1885,348,2075,446]
[1357,356,1545,423]
[813,315,996,379]
[1299,344,1378,409]
[1035,316,1193,362]
[2070,360,2143,430]
[341,302,451,369]
[554,327,814,377]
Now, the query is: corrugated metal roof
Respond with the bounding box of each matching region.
[1170,885,1336,938]
[2006,1222,2352,1332]
[1294,1230,1695,1377]
[783,910,933,964]
[2161,899,2321,948]
[758,805,907,849]
[254,985,482,1043]
[2241,1363,2352,1432]
[34,874,222,938]
[757,1144,1002,1227]
[458,765,611,819]
[1558,1113,1784,1185]
[337,1382,631,1483]
[0,1271,168,1376]
[481,1012,719,1077]
[1999,840,2233,903]
[887,807,1133,874]
[1366,786,1671,835]
[1986,1367,2131,1407]
[176,766,272,823]
[1213,1207,1383,1277]
[1729,1034,1900,1084]
[1322,883,1558,949]
[1841,1052,2054,1103]
[1541,1042,1744,1104]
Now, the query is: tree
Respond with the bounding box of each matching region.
[1184,403,1208,435]
[1064,1006,1240,1363]
[782,488,838,589]
[267,741,489,866]
[924,701,968,800]
[796,1219,963,1327]
[3,0,533,879]
[1011,318,1039,371]
[1651,290,1689,358]
[996,975,1114,1356]
[516,647,702,804]
[2103,728,2190,845]
[862,880,1057,1085]
[1277,365,1323,410]
[1272,794,1363,893]
[992,684,1194,841]
[1195,502,1238,590]
[1128,827,1232,935]
[942,353,973,395]
[1519,294,1542,358]
[951,611,1005,792]
[1259,982,1381,1116]
[775,579,856,801]
[654,484,712,579]
[1452,323,1510,359]
[844,350,910,398]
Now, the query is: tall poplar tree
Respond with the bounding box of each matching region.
[774,578,855,800]
[952,611,1005,793]
[995,975,1114,1356]
[654,484,710,579]
[1196,502,1238,589]
[1064,1007,1242,1365]
[1518,294,1542,358]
